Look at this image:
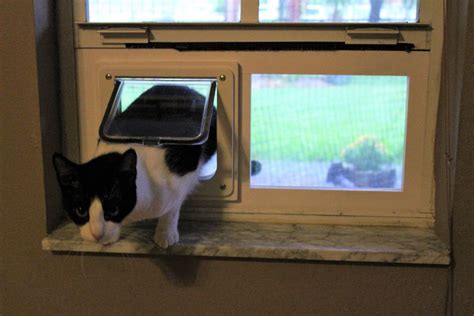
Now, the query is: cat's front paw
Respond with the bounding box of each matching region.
[154,228,180,249]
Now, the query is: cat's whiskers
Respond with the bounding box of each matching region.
[59,250,74,303]
[80,251,88,278]
[117,246,140,288]
[122,230,153,244]
[122,252,137,276]
[127,235,151,247]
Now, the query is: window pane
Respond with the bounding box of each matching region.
[87,0,240,23]
[259,0,418,23]
[250,74,408,191]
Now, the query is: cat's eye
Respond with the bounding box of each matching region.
[74,207,87,218]
[109,206,120,216]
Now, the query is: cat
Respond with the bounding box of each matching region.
[53,85,216,248]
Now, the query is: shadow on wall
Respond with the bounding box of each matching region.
[52,251,202,287]
[151,256,202,287]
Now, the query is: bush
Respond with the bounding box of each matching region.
[341,136,389,171]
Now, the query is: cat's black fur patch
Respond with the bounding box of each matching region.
[52,150,137,225]
[115,84,218,177]
[164,106,217,176]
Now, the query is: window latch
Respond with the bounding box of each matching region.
[345,28,400,45]
[98,27,149,45]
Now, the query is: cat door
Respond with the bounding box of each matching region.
[99,78,217,146]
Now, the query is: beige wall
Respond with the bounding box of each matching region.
[453,2,474,315]
[1,0,472,314]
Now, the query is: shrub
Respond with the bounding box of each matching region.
[341,136,389,171]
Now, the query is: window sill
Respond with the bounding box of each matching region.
[42,220,449,265]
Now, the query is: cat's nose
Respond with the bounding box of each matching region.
[91,230,104,241]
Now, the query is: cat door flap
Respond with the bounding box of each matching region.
[99,78,217,145]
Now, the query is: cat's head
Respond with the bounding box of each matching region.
[52,149,137,244]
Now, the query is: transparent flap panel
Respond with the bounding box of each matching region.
[100,78,216,145]
[259,0,419,23]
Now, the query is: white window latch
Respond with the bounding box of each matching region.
[98,27,149,45]
[345,28,400,45]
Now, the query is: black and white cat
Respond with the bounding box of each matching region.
[53,85,216,248]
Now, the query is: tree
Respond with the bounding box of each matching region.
[369,0,383,22]
[278,0,302,22]
[332,0,350,22]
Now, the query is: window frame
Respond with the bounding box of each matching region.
[66,0,444,228]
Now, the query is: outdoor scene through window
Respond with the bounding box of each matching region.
[259,0,418,23]
[250,74,408,191]
[87,0,240,22]
[87,0,416,23]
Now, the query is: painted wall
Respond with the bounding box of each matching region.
[1,0,472,314]
[452,3,474,314]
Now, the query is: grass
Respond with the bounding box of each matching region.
[117,76,408,165]
[251,75,408,164]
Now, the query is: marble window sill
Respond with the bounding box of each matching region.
[42,219,450,265]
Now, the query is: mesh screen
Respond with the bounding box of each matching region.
[250,74,408,191]
[87,0,240,22]
[259,0,418,23]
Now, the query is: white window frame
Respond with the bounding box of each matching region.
[68,0,444,228]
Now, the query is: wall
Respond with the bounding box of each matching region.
[452,2,474,314]
[2,1,472,315]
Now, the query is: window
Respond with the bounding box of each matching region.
[259,0,419,23]
[67,0,442,227]
[86,0,424,24]
[87,0,240,23]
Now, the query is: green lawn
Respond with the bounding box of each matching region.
[251,76,408,164]
[118,76,408,165]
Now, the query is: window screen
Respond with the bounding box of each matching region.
[87,0,241,22]
[259,0,419,23]
[250,74,408,191]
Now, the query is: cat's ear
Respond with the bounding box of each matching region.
[119,149,137,175]
[52,153,79,187]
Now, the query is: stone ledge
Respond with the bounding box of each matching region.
[42,220,450,265]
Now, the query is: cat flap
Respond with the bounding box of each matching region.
[99,78,217,145]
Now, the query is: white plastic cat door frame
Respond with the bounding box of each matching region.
[78,60,239,201]
[99,78,217,146]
